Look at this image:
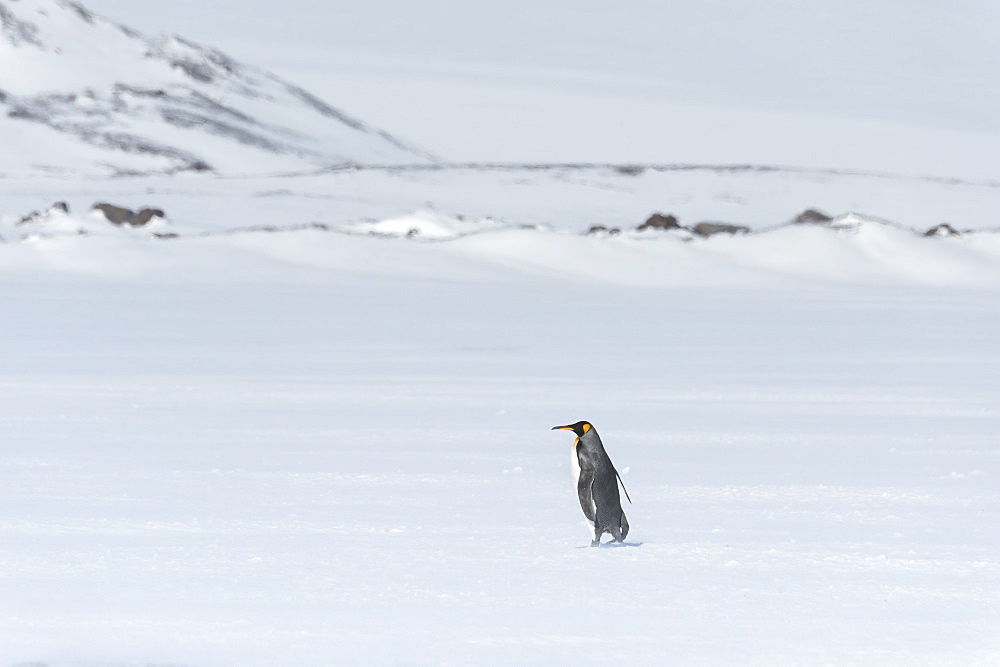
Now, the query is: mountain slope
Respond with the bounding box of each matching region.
[0,0,434,176]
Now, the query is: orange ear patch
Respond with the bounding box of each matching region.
[582,423,591,433]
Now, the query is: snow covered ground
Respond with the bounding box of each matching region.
[0,190,998,663]
[2,1,999,664]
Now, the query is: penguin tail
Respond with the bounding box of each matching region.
[616,470,632,504]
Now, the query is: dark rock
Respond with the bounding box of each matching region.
[285,85,366,131]
[67,2,96,24]
[638,213,681,231]
[587,225,621,236]
[692,222,751,237]
[924,223,961,237]
[615,165,645,176]
[91,203,167,227]
[0,5,44,47]
[7,107,47,122]
[171,59,215,83]
[792,208,834,224]
[17,201,70,225]
[16,210,41,226]
[113,84,167,98]
[92,202,135,225]
[130,208,165,227]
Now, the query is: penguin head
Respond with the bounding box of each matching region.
[551,421,593,437]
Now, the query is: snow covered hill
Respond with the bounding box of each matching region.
[2,163,998,289]
[3,194,999,289]
[0,0,433,176]
[76,0,1000,180]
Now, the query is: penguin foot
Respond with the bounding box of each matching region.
[590,539,601,547]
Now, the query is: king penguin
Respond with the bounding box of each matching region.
[552,421,631,546]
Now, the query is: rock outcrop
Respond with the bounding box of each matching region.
[17,201,70,225]
[792,209,834,224]
[91,202,165,227]
[924,223,961,237]
[693,222,750,237]
[637,213,682,232]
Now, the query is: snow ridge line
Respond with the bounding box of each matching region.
[298,162,1000,190]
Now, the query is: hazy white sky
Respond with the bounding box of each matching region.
[78,1,1000,176]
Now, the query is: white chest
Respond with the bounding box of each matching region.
[570,439,582,485]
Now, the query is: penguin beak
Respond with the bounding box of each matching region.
[551,425,575,431]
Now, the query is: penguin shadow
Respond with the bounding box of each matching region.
[575,541,644,549]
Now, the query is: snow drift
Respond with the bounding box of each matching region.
[3,202,999,288]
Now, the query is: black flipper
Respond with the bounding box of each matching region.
[576,455,597,524]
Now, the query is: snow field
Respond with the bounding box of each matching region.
[0,277,997,663]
